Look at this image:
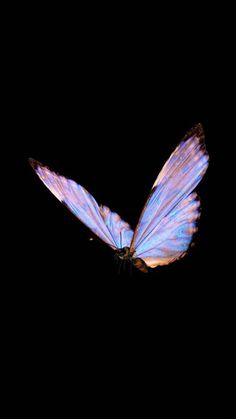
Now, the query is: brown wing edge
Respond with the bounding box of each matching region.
[29,158,40,170]
[132,258,148,273]
[182,123,207,154]
[182,123,205,143]
[29,158,60,175]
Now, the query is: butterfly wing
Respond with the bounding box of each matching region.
[135,192,200,267]
[29,159,133,250]
[130,124,209,268]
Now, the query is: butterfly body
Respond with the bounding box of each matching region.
[30,124,209,273]
[114,247,149,273]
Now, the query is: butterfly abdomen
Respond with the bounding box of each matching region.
[132,258,148,273]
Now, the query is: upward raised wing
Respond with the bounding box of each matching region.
[29,159,133,250]
[130,124,209,267]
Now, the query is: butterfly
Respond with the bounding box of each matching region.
[29,124,209,273]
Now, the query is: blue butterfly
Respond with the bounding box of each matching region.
[29,124,209,273]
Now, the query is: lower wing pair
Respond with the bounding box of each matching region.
[29,124,209,272]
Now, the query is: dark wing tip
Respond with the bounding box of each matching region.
[183,123,209,160]
[28,158,41,170]
[183,123,205,143]
[193,122,204,133]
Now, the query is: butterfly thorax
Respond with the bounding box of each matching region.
[116,247,134,261]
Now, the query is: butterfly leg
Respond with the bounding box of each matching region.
[129,261,133,277]
[117,260,122,276]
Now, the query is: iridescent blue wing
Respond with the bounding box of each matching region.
[130,124,209,268]
[29,159,133,250]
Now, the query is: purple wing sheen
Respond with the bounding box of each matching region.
[29,159,133,250]
[130,124,209,268]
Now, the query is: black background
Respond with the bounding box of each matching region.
[7,5,235,414]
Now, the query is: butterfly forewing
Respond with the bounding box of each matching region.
[29,159,133,250]
[130,124,209,268]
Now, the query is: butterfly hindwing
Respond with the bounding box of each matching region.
[100,205,133,248]
[135,192,201,267]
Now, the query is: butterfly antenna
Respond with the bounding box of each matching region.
[120,232,122,249]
